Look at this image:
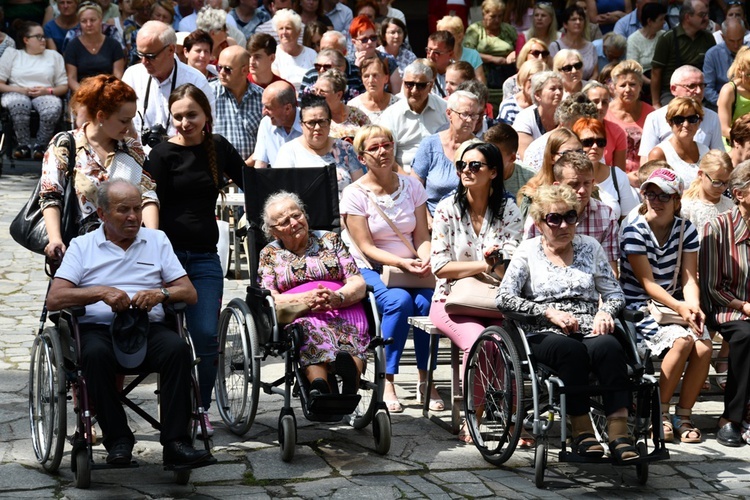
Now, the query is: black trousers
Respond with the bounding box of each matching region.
[80,322,192,449]
[527,332,630,416]
[717,320,750,423]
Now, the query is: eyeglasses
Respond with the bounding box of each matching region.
[704,172,729,188]
[363,141,394,154]
[271,211,305,229]
[675,82,706,91]
[403,81,429,90]
[357,35,378,44]
[456,160,489,174]
[555,148,585,157]
[26,34,46,40]
[314,63,333,72]
[216,64,233,75]
[560,61,583,73]
[529,49,550,58]
[136,44,169,61]
[671,114,701,126]
[385,29,403,36]
[694,11,709,18]
[544,210,578,227]
[580,137,607,148]
[643,191,674,203]
[301,118,331,129]
[450,109,481,121]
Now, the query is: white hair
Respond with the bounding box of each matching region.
[404,60,434,81]
[138,20,177,46]
[530,71,563,104]
[670,65,703,86]
[446,90,479,109]
[272,9,303,35]
[197,6,227,32]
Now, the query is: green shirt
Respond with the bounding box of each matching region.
[651,25,715,93]
[504,161,535,201]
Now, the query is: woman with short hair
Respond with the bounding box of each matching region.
[271,8,317,91]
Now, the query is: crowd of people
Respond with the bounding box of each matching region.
[7,0,750,468]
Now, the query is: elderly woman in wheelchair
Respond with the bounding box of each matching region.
[258,191,369,397]
[496,184,639,463]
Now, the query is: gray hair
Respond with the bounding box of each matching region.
[554,92,598,126]
[670,64,703,86]
[680,0,696,22]
[446,89,479,109]
[316,48,346,69]
[197,7,228,33]
[583,80,610,97]
[97,180,140,212]
[730,160,750,205]
[602,32,627,53]
[530,71,563,104]
[272,9,303,35]
[261,191,308,239]
[139,20,177,46]
[319,68,347,93]
[321,30,346,52]
[404,60,434,81]
[722,17,746,33]
[455,80,488,106]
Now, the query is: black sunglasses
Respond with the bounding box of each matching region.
[217,64,233,75]
[581,137,607,148]
[136,44,169,61]
[456,160,489,173]
[403,81,429,90]
[544,210,578,227]
[314,63,333,72]
[529,49,550,58]
[560,61,583,73]
[671,114,701,126]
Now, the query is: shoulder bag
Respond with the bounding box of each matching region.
[444,272,503,318]
[9,132,79,255]
[646,219,688,326]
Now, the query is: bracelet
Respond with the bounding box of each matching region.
[48,87,53,95]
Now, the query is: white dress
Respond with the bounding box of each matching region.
[655,139,709,187]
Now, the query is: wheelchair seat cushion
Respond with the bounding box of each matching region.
[111,309,149,369]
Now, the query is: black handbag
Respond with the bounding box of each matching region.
[9,132,79,255]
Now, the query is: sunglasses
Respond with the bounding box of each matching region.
[529,49,550,58]
[403,81,429,90]
[357,35,378,44]
[581,137,607,148]
[455,160,489,174]
[216,64,233,75]
[544,209,578,227]
[704,172,729,188]
[314,63,333,72]
[136,44,169,61]
[643,191,674,203]
[671,114,701,126]
[560,61,583,73]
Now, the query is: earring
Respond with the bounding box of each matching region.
[99,122,103,128]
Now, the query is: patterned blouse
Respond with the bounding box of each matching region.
[40,125,157,224]
[497,235,625,336]
[431,196,523,301]
[377,45,417,77]
[329,105,371,141]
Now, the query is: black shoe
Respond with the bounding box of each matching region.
[106,439,133,465]
[717,422,744,447]
[163,440,212,466]
[335,351,358,395]
[309,377,330,398]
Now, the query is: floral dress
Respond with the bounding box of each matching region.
[329,105,371,142]
[258,231,370,366]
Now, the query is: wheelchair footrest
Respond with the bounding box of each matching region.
[558,445,669,466]
[91,461,139,470]
[306,393,361,416]
[164,456,218,471]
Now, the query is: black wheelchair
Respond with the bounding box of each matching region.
[213,166,392,462]
[463,310,669,488]
[28,275,214,489]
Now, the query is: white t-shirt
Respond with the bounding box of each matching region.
[596,165,640,221]
[0,48,67,88]
[513,105,545,154]
[271,46,318,91]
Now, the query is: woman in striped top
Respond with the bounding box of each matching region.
[620,168,712,444]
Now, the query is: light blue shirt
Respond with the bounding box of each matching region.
[704,42,744,105]
[614,10,640,39]
[253,110,303,166]
[460,47,483,69]
[325,2,353,36]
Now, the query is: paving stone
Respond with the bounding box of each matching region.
[191,462,247,483]
[0,463,57,490]
[248,446,333,481]
[194,485,271,499]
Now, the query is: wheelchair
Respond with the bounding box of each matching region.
[463,309,670,488]
[28,280,215,489]
[213,166,392,462]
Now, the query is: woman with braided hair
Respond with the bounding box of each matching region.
[145,82,245,437]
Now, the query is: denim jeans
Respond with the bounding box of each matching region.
[175,250,223,411]
[360,268,433,374]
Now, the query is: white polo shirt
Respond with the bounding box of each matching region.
[378,94,448,169]
[637,106,724,159]
[122,57,216,141]
[253,110,303,166]
[55,226,187,325]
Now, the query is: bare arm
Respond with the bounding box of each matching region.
[112,58,125,80]
[65,64,80,93]
[517,131,533,160]
[717,82,735,139]
[131,274,198,310]
[650,67,663,109]
[647,146,666,162]
[142,202,159,229]
[42,206,64,259]
[612,149,626,171]
[474,64,486,84]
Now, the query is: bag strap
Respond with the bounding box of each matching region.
[610,166,620,202]
[666,218,685,293]
[339,216,373,270]
[731,80,737,119]
[355,183,420,258]
[65,131,76,179]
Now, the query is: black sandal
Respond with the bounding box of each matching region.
[572,433,605,458]
[608,437,640,463]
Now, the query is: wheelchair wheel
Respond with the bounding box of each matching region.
[350,349,380,429]
[636,442,648,484]
[215,298,260,436]
[28,328,67,472]
[73,448,91,489]
[372,409,391,455]
[534,441,547,488]
[279,413,296,462]
[464,327,524,466]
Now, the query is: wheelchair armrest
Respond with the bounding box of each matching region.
[63,306,86,318]
[622,309,643,323]
[366,284,374,293]
[165,302,187,313]
[246,285,272,301]
[501,310,535,323]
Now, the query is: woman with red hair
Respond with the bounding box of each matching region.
[350,15,401,93]
[572,117,638,221]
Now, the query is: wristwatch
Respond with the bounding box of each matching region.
[160,287,170,302]
[336,291,345,305]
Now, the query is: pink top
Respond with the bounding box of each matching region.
[605,102,654,173]
[340,174,429,268]
[603,118,627,168]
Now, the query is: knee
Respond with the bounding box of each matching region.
[380,288,414,315]
[672,335,695,352]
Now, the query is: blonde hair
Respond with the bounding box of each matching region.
[518,128,580,205]
[517,37,550,69]
[353,124,395,154]
[552,48,582,72]
[527,3,558,40]
[517,59,547,89]
[683,150,733,199]
[529,184,580,225]
[611,59,644,84]
[482,0,505,14]
[728,45,750,80]
[436,15,464,36]
[665,96,704,123]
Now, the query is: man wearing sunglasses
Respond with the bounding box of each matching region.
[379,60,448,170]
[123,21,216,145]
[299,38,365,101]
[523,152,619,274]
[639,65,724,166]
[651,0,715,107]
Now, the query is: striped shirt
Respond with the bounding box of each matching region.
[620,214,699,304]
[699,207,750,324]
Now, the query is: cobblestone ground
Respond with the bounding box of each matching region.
[2,164,750,499]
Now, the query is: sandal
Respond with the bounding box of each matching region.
[608,437,640,463]
[417,381,445,411]
[458,420,473,444]
[660,403,674,441]
[572,433,605,458]
[384,382,403,413]
[673,407,702,443]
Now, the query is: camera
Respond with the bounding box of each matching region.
[141,124,168,148]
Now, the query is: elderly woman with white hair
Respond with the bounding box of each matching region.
[271,8,317,91]
[512,70,564,160]
[412,90,483,215]
[196,7,241,64]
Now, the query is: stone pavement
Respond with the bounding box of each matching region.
[2,165,750,498]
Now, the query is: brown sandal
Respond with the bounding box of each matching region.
[660,403,674,441]
[673,407,702,443]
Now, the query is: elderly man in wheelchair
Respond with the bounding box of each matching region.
[45,179,213,469]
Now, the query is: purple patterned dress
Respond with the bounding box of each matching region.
[258,230,369,366]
